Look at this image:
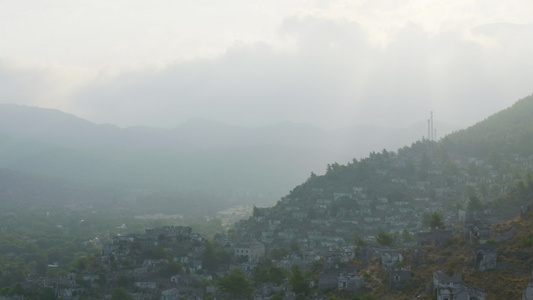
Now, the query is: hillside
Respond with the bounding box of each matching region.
[442,93,533,157]
[363,207,533,300]
[226,94,533,299]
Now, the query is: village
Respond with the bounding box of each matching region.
[6,145,533,299]
[18,212,533,300]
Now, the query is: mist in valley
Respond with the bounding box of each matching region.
[1,2,533,299]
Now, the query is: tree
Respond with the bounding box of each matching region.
[269,247,288,260]
[252,205,263,218]
[467,196,483,212]
[111,287,133,300]
[419,153,430,179]
[290,239,302,257]
[268,265,287,285]
[421,212,432,229]
[430,212,445,230]
[116,275,134,288]
[290,265,309,296]
[376,230,394,246]
[217,268,252,299]
[252,264,270,286]
[401,228,415,243]
[201,241,231,272]
[354,295,379,300]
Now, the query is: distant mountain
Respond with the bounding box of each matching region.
[0,103,170,148]
[0,103,460,209]
[0,103,459,155]
[0,167,122,210]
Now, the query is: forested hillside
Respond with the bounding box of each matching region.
[442,94,533,157]
[225,94,533,299]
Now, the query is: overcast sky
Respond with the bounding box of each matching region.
[1,0,533,129]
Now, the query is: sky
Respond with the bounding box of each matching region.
[1,0,533,129]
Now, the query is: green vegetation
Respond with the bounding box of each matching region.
[216,268,253,299]
[111,287,134,300]
[0,206,225,290]
[252,263,288,286]
[289,265,310,296]
[429,212,445,231]
[442,94,533,157]
[401,228,415,243]
[376,230,395,246]
[201,241,232,272]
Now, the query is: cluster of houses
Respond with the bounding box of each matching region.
[99,226,215,299]
[8,214,533,300]
[233,148,532,257]
[433,270,485,300]
[7,149,533,299]
[222,149,533,298]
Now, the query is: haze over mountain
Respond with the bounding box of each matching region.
[2,2,532,132]
[0,103,458,209]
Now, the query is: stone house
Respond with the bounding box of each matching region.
[417,229,453,247]
[433,270,462,290]
[381,249,403,270]
[234,242,265,262]
[318,267,357,291]
[338,273,363,295]
[257,283,283,297]
[134,282,157,289]
[143,259,168,269]
[389,268,412,290]
[171,274,194,286]
[308,231,325,242]
[436,283,485,300]
[522,271,533,300]
[476,227,491,243]
[412,248,424,267]
[133,267,148,276]
[474,244,497,271]
[161,288,180,300]
[82,274,100,282]
[492,229,513,243]
[433,270,485,300]
[334,193,351,201]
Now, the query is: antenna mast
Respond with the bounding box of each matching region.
[427,119,431,141]
[430,111,434,141]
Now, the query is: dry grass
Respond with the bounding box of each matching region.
[350,210,533,300]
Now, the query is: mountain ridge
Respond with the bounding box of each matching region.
[0,103,460,208]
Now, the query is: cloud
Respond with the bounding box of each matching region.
[0,58,92,112]
[70,17,372,128]
[2,5,533,129]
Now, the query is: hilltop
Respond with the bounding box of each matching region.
[442,93,533,157]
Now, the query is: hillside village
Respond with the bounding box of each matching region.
[9,208,533,300]
[5,137,533,300]
[4,96,533,299]
[232,140,532,249]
